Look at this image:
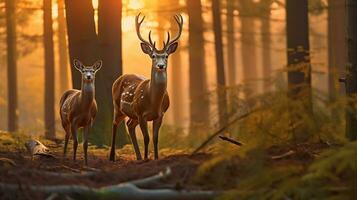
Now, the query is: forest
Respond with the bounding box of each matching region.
[1,0,357,199]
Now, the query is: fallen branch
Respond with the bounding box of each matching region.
[9,169,97,178]
[130,167,171,188]
[81,166,101,172]
[192,108,258,155]
[271,150,296,160]
[0,157,16,166]
[0,168,219,200]
[40,165,81,173]
[218,135,243,146]
[25,139,55,159]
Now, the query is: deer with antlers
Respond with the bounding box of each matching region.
[109,13,183,161]
[60,59,102,165]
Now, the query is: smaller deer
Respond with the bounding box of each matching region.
[110,13,183,161]
[59,59,102,165]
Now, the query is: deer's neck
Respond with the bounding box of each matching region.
[80,80,95,109]
[149,68,167,113]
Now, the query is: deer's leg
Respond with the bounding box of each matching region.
[71,125,78,161]
[110,111,125,161]
[83,125,89,165]
[127,119,142,160]
[63,124,70,158]
[139,118,150,160]
[153,116,163,160]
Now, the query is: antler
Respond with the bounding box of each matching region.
[163,14,183,49]
[135,13,156,49]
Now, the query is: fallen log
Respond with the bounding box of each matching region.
[0,157,16,166]
[25,139,55,159]
[0,168,219,200]
[8,169,97,178]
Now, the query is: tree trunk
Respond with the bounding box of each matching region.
[241,16,257,92]
[187,0,209,127]
[286,0,312,141]
[286,0,311,100]
[212,0,227,127]
[328,0,346,98]
[170,0,184,125]
[65,0,98,90]
[261,16,272,92]
[5,0,18,132]
[58,0,70,93]
[226,0,236,86]
[44,0,56,139]
[346,0,357,140]
[97,0,129,146]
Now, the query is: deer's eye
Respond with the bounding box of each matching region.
[151,54,156,58]
[165,55,168,59]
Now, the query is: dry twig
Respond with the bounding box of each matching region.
[218,135,243,146]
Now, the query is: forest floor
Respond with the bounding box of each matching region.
[0,131,332,199]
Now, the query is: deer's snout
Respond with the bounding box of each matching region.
[157,64,165,69]
[86,75,92,80]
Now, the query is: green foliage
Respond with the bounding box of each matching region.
[193,78,352,199]
[0,130,30,151]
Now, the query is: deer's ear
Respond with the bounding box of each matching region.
[140,43,152,55]
[74,59,84,71]
[166,42,178,55]
[93,60,102,71]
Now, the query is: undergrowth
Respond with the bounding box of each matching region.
[193,80,356,199]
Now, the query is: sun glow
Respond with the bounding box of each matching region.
[127,0,144,10]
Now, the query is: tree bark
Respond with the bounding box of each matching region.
[239,0,258,95]
[328,0,346,97]
[5,0,18,132]
[44,0,56,139]
[58,0,70,93]
[286,0,312,141]
[187,0,209,127]
[212,0,227,127]
[170,0,184,125]
[65,0,98,90]
[241,16,257,91]
[286,0,311,99]
[226,0,236,86]
[261,16,272,92]
[346,0,357,140]
[97,0,129,146]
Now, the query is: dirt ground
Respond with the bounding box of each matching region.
[0,138,213,199]
[0,133,331,199]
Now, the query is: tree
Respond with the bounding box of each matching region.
[226,0,236,86]
[286,0,312,141]
[65,0,98,90]
[187,0,209,126]
[328,0,346,97]
[5,0,18,132]
[65,0,128,146]
[43,0,56,139]
[97,0,129,146]
[259,0,273,92]
[212,0,227,127]
[238,0,258,95]
[58,0,70,93]
[286,0,311,100]
[345,0,357,140]
[169,0,185,125]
